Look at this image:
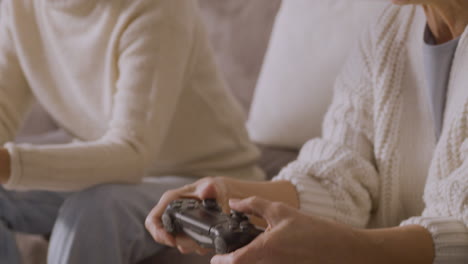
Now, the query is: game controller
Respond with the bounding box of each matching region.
[162,199,263,254]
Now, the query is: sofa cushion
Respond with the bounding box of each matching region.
[198,0,281,111]
[247,0,387,149]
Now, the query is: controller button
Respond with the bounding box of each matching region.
[171,201,182,209]
[229,221,239,230]
[231,210,248,221]
[240,221,252,231]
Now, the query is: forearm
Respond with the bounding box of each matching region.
[222,177,299,209]
[4,139,144,190]
[357,225,434,264]
[0,147,11,184]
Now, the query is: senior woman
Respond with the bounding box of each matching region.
[146,0,468,263]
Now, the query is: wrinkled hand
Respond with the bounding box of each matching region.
[211,197,364,264]
[145,177,234,255]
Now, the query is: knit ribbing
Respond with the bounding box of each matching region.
[401,217,468,263]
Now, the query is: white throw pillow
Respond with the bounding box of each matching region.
[247,0,388,149]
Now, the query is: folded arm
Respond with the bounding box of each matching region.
[2,1,195,190]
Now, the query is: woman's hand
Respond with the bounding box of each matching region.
[211,197,367,264]
[145,177,238,255]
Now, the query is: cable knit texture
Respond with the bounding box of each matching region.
[0,0,264,190]
[274,6,468,263]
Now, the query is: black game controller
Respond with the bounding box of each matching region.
[162,199,263,254]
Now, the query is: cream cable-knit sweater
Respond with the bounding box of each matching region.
[274,6,468,263]
[0,0,264,190]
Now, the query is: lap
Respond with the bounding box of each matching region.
[0,187,68,234]
[49,176,197,262]
[1,176,196,234]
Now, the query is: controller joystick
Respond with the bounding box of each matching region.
[202,199,221,211]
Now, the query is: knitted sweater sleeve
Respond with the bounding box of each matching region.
[0,0,33,145]
[273,31,380,228]
[4,1,195,190]
[401,121,468,262]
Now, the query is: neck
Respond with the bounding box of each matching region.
[423,1,468,44]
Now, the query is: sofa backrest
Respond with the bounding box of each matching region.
[198,0,282,110]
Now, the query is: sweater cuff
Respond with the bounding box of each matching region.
[3,142,22,189]
[273,170,338,221]
[401,217,468,264]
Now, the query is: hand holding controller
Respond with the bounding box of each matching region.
[162,199,263,254]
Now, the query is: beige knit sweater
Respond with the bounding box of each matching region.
[275,6,468,263]
[0,0,264,191]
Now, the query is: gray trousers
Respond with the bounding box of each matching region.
[0,176,195,264]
